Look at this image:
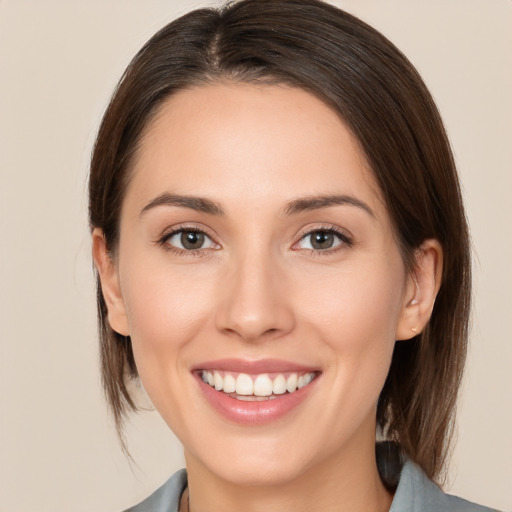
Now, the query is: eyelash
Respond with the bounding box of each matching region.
[294,225,353,255]
[156,224,353,257]
[157,225,217,258]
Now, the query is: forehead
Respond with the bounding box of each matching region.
[125,82,385,217]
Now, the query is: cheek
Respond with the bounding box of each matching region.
[120,263,221,433]
[301,257,405,337]
[120,260,217,383]
[297,257,405,396]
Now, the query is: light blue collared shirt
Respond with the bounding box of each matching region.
[124,460,500,512]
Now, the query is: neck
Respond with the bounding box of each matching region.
[184,435,392,512]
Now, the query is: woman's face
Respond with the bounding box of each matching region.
[101,83,418,485]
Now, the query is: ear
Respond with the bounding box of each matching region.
[395,239,443,341]
[91,228,130,336]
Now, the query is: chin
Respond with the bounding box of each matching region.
[212,457,312,487]
[185,432,324,488]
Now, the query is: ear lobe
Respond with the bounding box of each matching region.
[395,239,443,341]
[91,228,130,336]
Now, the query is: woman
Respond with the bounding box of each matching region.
[89,0,498,510]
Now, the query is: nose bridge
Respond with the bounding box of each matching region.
[216,243,294,341]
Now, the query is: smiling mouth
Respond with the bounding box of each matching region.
[199,370,319,401]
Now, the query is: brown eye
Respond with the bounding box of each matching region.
[296,229,349,251]
[165,229,216,251]
[181,231,205,249]
[310,231,335,250]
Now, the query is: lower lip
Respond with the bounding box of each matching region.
[194,373,318,425]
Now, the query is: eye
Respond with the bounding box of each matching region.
[295,228,351,251]
[164,229,217,251]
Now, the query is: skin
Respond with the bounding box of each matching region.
[93,83,442,512]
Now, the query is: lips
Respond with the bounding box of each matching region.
[193,359,320,424]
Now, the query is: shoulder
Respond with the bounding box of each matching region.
[122,469,187,512]
[391,460,501,512]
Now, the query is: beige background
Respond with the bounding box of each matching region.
[1,1,511,511]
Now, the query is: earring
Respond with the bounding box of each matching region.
[411,326,418,333]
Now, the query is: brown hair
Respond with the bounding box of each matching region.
[89,0,470,482]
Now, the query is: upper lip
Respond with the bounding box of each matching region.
[192,358,320,374]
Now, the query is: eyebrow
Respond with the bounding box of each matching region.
[140,193,225,217]
[283,195,375,217]
[140,192,374,219]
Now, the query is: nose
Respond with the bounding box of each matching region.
[215,250,295,342]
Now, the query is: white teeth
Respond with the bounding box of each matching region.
[297,375,305,389]
[235,373,254,395]
[272,374,287,395]
[297,374,313,389]
[304,373,314,386]
[222,373,236,393]
[253,374,273,396]
[286,373,298,393]
[201,370,317,397]
[213,371,223,391]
